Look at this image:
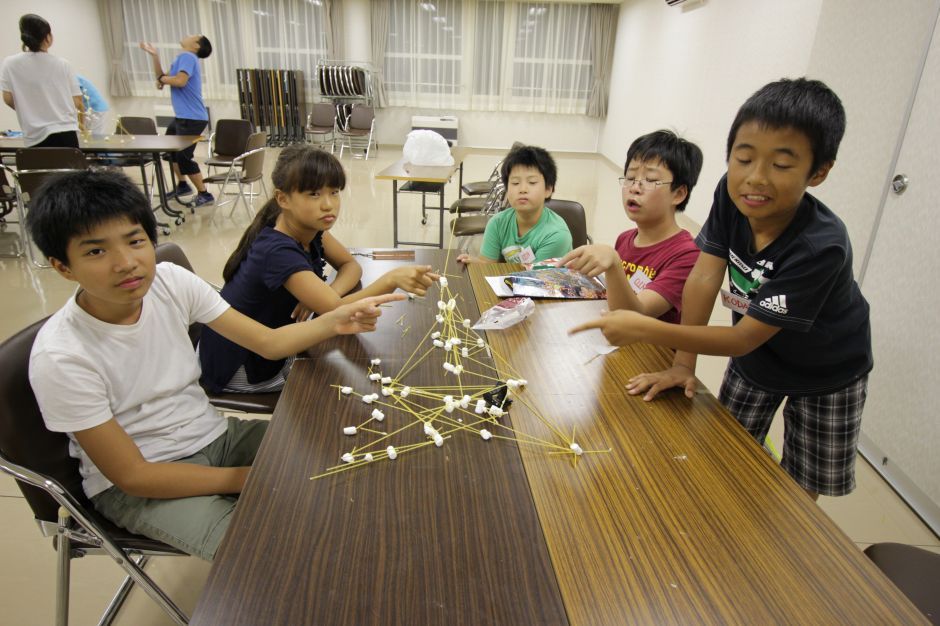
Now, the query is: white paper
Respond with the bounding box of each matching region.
[485,276,514,297]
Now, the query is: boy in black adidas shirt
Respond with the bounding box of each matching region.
[571,78,872,499]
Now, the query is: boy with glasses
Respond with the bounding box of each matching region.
[572,79,872,501]
[561,130,703,323]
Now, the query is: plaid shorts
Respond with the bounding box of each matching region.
[718,363,868,497]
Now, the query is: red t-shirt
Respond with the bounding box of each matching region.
[614,228,700,324]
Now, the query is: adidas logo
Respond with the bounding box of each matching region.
[758,294,788,314]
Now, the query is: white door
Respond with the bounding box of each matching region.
[859,9,940,526]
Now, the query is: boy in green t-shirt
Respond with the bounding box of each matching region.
[458,145,572,265]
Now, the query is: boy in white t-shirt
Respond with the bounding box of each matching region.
[26,170,402,560]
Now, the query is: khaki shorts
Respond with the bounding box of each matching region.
[92,417,268,561]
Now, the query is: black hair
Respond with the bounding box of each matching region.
[727,77,846,176]
[20,14,51,52]
[500,145,557,192]
[26,170,158,264]
[223,145,346,282]
[625,130,703,212]
[196,36,212,59]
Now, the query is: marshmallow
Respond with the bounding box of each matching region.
[451,338,462,345]
[340,386,353,395]
[437,300,447,311]
[371,409,385,422]
[381,387,393,396]
[365,453,374,462]
[443,362,455,373]
[446,298,456,311]
[431,331,441,339]
[343,426,357,436]
[387,446,398,460]
[443,395,454,404]
[424,422,436,436]
[370,358,381,366]
[433,339,445,348]
[368,373,382,381]
[569,443,584,456]
[454,364,463,375]
[480,429,492,440]
[460,395,472,408]
[463,318,471,328]
[362,394,375,404]
[435,314,444,324]
[433,434,445,447]
[477,338,485,347]
[461,347,469,357]
[439,276,448,288]
[341,453,355,463]
[475,399,487,414]
[381,376,392,384]
[400,386,411,398]
[488,406,504,418]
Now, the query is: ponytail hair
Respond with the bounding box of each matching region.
[20,14,51,53]
[222,145,346,283]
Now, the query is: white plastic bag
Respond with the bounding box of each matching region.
[402,129,454,166]
[472,297,535,330]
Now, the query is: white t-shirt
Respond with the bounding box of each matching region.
[0,51,81,146]
[29,263,231,497]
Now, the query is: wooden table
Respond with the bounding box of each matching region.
[192,252,927,625]
[375,148,469,249]
[0,134,202,233]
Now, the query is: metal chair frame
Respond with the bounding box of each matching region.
[204,133,268,219]
[305,103,337,153]
[337,105,377,160]
[0,456,189,626]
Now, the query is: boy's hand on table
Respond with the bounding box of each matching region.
[384,265,439,297]
[569,309,648,346]
[559,244,620,277]
[626,365,697,401]
[329,293,406,335]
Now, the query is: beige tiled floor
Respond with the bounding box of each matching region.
[0,146,936,624]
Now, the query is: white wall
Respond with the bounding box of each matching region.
[805,0,938,274]
[0,0,109,132]
[600,0,823,226]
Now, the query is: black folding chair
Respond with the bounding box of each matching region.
[0,318,190,626]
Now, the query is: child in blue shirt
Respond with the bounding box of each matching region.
[199,146,439,393]
[139,35,215,207]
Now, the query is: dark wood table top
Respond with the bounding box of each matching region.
[192,252,926,625]
[0,134,200,154]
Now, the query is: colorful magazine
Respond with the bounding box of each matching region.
[505,267,607,299]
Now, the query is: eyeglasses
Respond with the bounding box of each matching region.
[619,177,674,191]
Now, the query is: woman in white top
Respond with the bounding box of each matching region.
[0,14,83,148]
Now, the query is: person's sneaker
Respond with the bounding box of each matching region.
[166,181,193,199]
[192,191,215,208]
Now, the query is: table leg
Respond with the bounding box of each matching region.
[438,185,445,249]
[458,162,464,199]
[392,180,399,248]
[152,152,181,232]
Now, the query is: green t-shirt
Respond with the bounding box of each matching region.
[480,207,573,263]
